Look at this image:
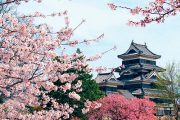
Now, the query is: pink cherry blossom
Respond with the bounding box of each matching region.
[68,92,80,101]
[87,54,102,61]
[107,3,118,10]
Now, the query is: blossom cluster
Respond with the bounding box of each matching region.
[82,100,102,114]
[108,0,180,26]
[88,94,155,120]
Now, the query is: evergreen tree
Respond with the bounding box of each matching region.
[70,68,104,119]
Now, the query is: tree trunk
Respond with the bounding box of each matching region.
[173,100,178,120]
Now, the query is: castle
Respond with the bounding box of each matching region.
[95,41,174,116]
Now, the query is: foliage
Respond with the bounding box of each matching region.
[88,94,156,120]
[73,70,104,119]
[153,62,180,119]
[154,62,180,100]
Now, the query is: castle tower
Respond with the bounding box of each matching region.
[116,41,165,98]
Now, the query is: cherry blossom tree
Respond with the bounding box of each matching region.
[108,0,180,26]
[88,94,156,120]
[29,49,104,120]
[0,0,103,119]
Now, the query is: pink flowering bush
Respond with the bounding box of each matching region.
[88,94,156,120]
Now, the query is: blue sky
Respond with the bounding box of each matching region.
[18,0,180,73]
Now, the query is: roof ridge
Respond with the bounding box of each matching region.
[132,42,146,47]
[131,43,141,52]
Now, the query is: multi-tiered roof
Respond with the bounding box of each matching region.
[116,41,165,98]
[95,41,165,99]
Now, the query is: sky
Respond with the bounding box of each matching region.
[18,0,180,75]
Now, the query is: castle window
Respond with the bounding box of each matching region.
[99,86,117,92]
[122,59,156,66]
[122,59,140,65]
[140,59,156,65]
[142,84,152,88]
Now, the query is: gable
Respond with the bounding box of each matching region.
[120,69,136,76]
[125,45,138,55]
[149,74,157,80]
[146,71,159,81]
[107,74,117,81]
[127,49,137,54]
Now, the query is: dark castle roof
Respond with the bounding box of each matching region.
[115,64,165,76]
[118,41,161,59]
[125,64,164,72]
[95,72,122,85]
[132,88,162,97]
[95,72,114,83]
